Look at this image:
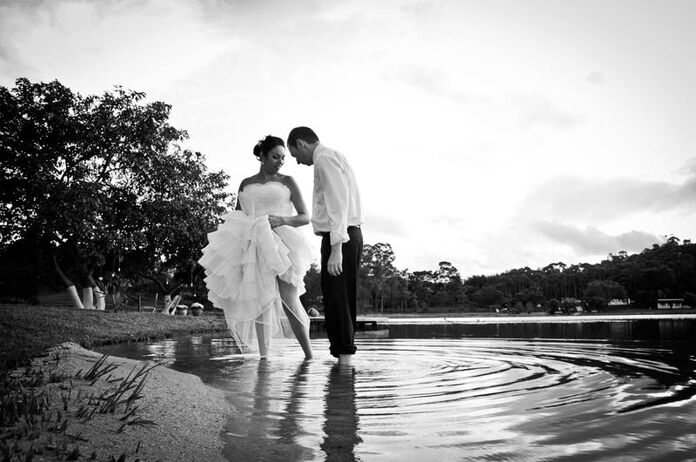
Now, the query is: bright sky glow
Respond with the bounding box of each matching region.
[2,0,694,276]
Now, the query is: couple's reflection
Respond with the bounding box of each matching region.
[251,360,314,461]
[277,360,309,446]
[238,360,361,461]
[321,364,362,461]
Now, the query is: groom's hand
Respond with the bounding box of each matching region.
[328,244,343,276]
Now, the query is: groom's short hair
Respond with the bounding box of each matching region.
[287,126,319,148]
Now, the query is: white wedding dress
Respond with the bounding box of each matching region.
[198,182,314,354]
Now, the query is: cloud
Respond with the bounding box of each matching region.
[0,0,242,92]
[511,92,586,129]
[532,221,661,255]
[431,214,465,229]
[400,1,441,18]
[390,66,490,105]
[518,158,696,223]
[586,71,604,85]
[364,212,406,237]
[0,41,30,81]
[686,156,696,176]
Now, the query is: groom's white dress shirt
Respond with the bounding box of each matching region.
[311,143,363,246]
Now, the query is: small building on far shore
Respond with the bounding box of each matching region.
[657,298,684,309]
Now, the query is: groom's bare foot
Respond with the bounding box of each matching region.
[338,354,352,366]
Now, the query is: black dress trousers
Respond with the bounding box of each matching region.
[320,226,363,357]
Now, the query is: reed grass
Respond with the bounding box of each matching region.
[0,303,226,461]
[1,353,160,461]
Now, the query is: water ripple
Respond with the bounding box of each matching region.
[203,338,696,461]
[99,329,696,461]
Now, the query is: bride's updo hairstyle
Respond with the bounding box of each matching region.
[253,135,285,159]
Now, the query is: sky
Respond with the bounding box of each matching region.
[1,0,695,277]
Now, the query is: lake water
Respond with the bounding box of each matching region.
[99,318,696,461]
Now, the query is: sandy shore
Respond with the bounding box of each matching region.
[9,342,235,461]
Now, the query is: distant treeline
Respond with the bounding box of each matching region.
[301,238,696,313]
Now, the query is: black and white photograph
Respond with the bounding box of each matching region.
[1,1,695,461]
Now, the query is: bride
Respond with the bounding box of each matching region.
[199,135,313,359]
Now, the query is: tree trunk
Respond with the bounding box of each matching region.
[87,274,105,310]
[94,286,106,310]
[53,255,85,309]
[82,287,95,309]
[65,285,84,309]
[163,294,173,315]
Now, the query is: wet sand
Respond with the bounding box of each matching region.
[19,342,234,461]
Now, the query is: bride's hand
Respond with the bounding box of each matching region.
[268,216,284,228]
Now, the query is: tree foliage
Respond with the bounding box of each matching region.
[0,78,230,301]
[361,243,401,312]
[583,279,628,311]
[301,238,696,314]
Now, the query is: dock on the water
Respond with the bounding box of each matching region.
[310,316,388,331]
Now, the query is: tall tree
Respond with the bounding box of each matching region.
[434,261,467,306]
[361,243,398,312]
[583,279,628,311]
[0,78,230,307]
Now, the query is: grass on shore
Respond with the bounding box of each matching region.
[0,304,228,368]
[1,350,155,461]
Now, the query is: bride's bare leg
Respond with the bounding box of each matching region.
[278,280,313,359]
[255,314,269,358]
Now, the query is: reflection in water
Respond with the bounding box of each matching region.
[322,365,361,461]
[98,319,696,462]
[278,361,308,446]
[219,360,362,461]
[220,359,316,461]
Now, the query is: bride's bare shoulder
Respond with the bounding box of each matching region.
[278,175,302,197]
[238,174,261,190]
[278,174,298,186]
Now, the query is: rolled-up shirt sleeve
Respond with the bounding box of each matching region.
[316,155,350,246]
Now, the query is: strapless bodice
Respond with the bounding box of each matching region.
[239,182,294,217]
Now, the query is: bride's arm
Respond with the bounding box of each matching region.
[235,179,248,211]
[269,176,309,228]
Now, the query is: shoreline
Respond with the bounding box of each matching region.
[308,312,696,327]
[379,313,696,324]
[5,342,233,461]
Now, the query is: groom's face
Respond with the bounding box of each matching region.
[289,142,312,166]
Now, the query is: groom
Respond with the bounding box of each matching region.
[287,127,363,365]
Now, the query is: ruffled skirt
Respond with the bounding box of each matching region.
[198,211,314,354]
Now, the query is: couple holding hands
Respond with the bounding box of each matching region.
[199,127,363,365]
